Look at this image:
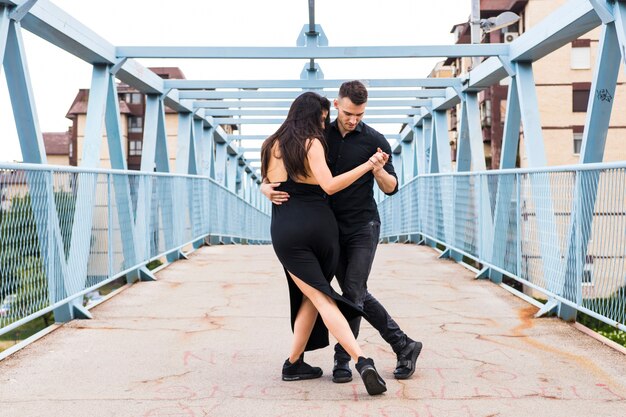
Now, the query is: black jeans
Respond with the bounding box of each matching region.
[334,220,408,362]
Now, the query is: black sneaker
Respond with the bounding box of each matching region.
[355,357,387,395]
[282,355,323,381]
[332,359,353,383]
[393,340,422,380]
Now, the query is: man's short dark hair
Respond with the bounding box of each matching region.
[338,80,368,105]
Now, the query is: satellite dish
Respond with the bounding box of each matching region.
[480,11,520,33]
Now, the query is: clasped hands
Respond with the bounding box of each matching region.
[368,148,389,173]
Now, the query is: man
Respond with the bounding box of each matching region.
[261,81,422,382]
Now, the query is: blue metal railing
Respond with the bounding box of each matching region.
[0,163,270,335]
[379,162,626,332]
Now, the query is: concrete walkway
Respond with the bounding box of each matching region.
[1,244,625,417]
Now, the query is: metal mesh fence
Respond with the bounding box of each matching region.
[379,165,626,330]
[0,165,270,333]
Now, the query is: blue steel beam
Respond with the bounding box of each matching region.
[7,0,37,22]
[489,75,521,284]
[0,8,8,68]
[212,117,413,125]
[431,108,452,173]
[463,93,493,270]
[509,0,601,62]
[104,72,141,283]
[202,108,424,116]
[420,116,432,174]
[580,23,622,164]
[559,7,626,320]
[117,44,509,59]
[613,0,626,62]
[588,0,616,24]
[4,0,257,184]
[3,18,45,163]
[2,14,72,321]
[176,112,195,174]
[179,90,446,100]
[455,99,470,172]
[65,64,113,320]
[192,99,432,108]
[430,87,463,111]
[515,61,564,308]
[5,0,260,182]
[164,78,462,89]
[231,134,402,142]
[463,93,487,171]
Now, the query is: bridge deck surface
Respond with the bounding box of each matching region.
[1,244,625,417]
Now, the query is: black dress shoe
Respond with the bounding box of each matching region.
[355,357,387,395]
[282,355,323,381]
[332,359,353,383]
[393,340,422,380]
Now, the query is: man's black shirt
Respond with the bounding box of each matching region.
[326,120,398,236]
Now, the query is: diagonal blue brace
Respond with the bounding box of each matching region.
[104,71,140,284]
[8,0,39,23]
[559,13,625,321]
[491,75,521,286]
[534,299,558,318]
[588,0,615,24]
[64,64,110,321]
[0,8,10,68]
[138,266,157,282]
[515,61,563,300]
[463,93,492,268]
[3,16,70,321]
[475,267,490,280]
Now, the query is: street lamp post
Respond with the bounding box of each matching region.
[470,1,521,69]
[470,0,481,69]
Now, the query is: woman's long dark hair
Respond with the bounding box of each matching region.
[261,92,331,180]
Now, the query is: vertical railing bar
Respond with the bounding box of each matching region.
[516,173,522,280]
[107,173,113,279]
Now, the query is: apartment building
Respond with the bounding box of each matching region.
[443,0,626,169]
[44,67,237,171]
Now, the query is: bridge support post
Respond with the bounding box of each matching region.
[54,300,93,323]
[192,238,205,250]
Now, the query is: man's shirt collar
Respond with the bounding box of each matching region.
[330,119,364,136]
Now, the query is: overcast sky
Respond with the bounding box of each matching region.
[0,0,471,162]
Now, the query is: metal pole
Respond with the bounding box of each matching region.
[470,0,481,69]
[308,0,315,34]
[308,0,316,72]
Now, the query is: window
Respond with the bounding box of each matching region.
[572,83,591,113]
[128,116,143,133]
[480,99,492,127]
[69,142,73,158]
[125,93,142,104]
[571,39,591,70]
[573,126,584,155]
[129,139,142,156]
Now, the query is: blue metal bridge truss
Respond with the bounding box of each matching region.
[0,0,625,346]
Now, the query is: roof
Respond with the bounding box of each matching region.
[67,67,186,117]
[66,89,132,117]
[149,67,186,79]
[43,132,70,155]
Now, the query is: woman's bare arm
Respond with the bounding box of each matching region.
[306,139,376,195]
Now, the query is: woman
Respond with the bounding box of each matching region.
[260,92,387,396]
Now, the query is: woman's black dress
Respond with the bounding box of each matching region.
[270,178,363,351]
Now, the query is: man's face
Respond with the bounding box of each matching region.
[334,97,366,134]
